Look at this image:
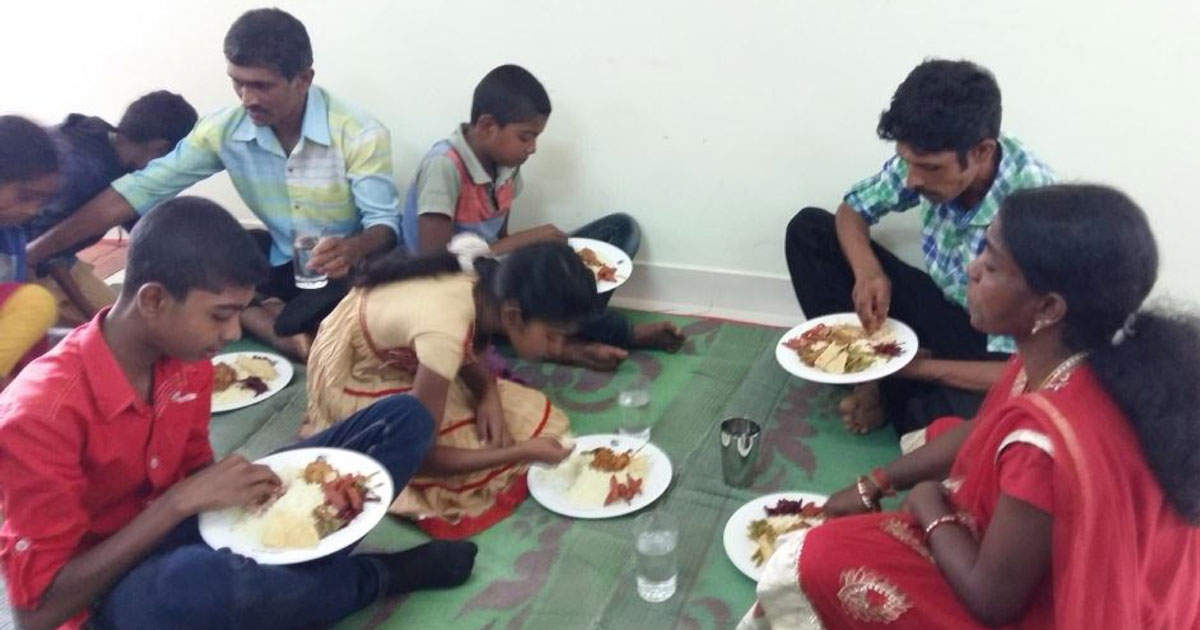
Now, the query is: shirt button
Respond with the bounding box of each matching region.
[149,456,160,469]
[14,539,30,552]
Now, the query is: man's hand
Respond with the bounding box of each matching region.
[475,390,513,447]
[308,235,358,279]
[852,270,891,332]
[164,455,281,516]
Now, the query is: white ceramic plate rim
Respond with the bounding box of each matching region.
[774,313,919,385]
[723,491,828,581]
[210,351,295,414]
[198,447,394,565]
[567,237,633,294]
[527,433,672,519]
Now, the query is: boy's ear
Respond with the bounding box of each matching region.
[473,114,501,135]
[134,282,177,320]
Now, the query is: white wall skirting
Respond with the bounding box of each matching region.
[610,261,802,328]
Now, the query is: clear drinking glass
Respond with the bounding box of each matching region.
[292,223,329,290]
[634,510,678,602]
[617,379,652,442]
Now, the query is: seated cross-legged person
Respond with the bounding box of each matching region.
[0,116,61,390]
[743,185,1200,630]
[785,59,1054,437]
[402,64,684,370]
[25,90,198,325]
[305,235,594,538]
[24,8,402,361]
[0,197,476,630]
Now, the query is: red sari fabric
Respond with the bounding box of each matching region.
[792,358,1200,629]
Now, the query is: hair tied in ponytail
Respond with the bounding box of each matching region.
[1111,312,1139,347]
[447,233,493,272]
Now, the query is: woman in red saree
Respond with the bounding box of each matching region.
[740,184,1200,629]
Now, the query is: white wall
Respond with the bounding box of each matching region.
[3,0,1199,317]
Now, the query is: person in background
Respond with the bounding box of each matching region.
[0,115,60,389]
[0,197,476,630]
[403,64,685,370]
[24,8,402,361]
[26,91,198,325]
[785,59,1054,437]
[305,235,590,538]
[742,185,1200,629]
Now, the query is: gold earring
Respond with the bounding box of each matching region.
[1031,320,1048,335]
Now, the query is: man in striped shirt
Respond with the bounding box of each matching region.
[785,60,1055,437]
[25,8,401,360]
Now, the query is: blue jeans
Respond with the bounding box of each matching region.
[90,395,435,630]
[571,213,641,348]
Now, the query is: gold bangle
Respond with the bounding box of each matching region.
[856,477,878,511]
[923,514,965,542]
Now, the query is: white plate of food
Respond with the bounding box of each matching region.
[723,492,827,581]
[211,351,294,413]
[568,237,632,293]
[198,447,393,565]
[775,313,918,385]
[527,433,672,519]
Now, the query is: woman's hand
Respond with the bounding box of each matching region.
[823,480,879,518]
[901,480,952,525]
[520,436,573,465]
[475,390,513,447]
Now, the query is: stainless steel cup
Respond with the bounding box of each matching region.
[720,417,762,487]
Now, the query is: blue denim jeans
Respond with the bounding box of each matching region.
[571,213,641,348]
[90,395,435,630]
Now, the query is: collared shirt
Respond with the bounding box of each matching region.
[0,311,214,627]
[401,124,522,251]
[844,135,1055,353]
[112,86,401,266]
[26,115,128,271]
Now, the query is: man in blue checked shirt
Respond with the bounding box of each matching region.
[26,8,402,361]
[785,60,1054,439]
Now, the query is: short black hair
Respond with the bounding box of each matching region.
[117,91,198,146]
[223,8,313,79]
[877,59,1002,164]
[124,196,268,299]
[0,115,59,184]
[470,64,552,126]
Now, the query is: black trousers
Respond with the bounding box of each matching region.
[784,207,1005,434]
[248,229,349,337]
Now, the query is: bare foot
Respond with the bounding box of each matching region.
[631,322,686,352]
[240,304,311,363]
[555,340,628,371]
[276,333,312,363]
[838,382,885,435]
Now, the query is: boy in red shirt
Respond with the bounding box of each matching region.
[0,196,476,630]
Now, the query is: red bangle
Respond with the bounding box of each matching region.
[870,467,896,497]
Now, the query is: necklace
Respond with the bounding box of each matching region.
[1012,351,1089,395]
